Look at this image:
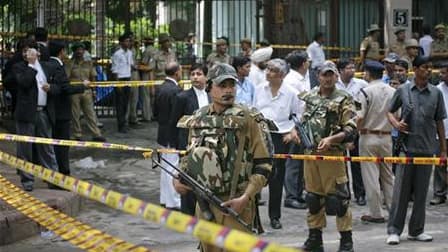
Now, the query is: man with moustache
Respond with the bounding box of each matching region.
[298,61,357,252]
[174,63,272,252]
[170,63,210,215]
[386,56,446,245]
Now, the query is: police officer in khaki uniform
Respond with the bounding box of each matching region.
[387,28,407,57]
[206,37,232,68]
[298,61,357,252]
[360,24,382,68]
[151,33,177,80]
[173,63,272,252]
[401,39,421,70]
[356,61,395,224]
[430,24,448,67]
[65,42,105,142]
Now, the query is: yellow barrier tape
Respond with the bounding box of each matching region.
[70,80,192,87]
[0,31,351,51]
[0,175,150,252]
[152,149,445,165]
[0,151,299,252]
[273,154,446,165]
[0,133,153,154]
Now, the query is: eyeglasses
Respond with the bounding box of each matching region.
[266,67,280,73]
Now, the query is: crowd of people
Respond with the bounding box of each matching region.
[1,22,448,252]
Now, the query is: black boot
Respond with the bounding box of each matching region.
[338,231,354,252]
[302,229,324,252]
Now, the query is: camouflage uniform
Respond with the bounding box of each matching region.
[178,103,272,252]
[360,36,381,61]
[388,41,406,57]
[298,87,357,232]
[206,52,231,68]
[151,49,177,80]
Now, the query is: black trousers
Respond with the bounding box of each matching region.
[268,133,291,220]
[115,78,131,130]
[348,138,365,199]
[53,119,71,175]
[181,191,197,216]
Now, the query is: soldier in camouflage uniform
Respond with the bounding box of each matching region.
[298,61,357,252]
[173,63,273,252]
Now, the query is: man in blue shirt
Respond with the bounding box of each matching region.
[232,56,255,106]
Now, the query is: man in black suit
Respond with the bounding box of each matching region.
[154,62,183,209]
[170,63,210,215]
[3,38,34,115]
[48,41,88,177]
[13,47,60,191]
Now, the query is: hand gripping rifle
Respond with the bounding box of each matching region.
[289,113,315,150]
[151,153,256,233]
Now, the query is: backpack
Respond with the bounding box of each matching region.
[177,104,274,196]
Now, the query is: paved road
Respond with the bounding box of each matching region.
[2,119,448,252]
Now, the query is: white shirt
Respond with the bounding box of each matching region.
[437,82,448,138]
[111,48,134,78]
[283,69,311,94]
[28,60,48,106]
[336,77,368,101]
[193,86,208,108]
[419,35,434,57]
[306,41,325,68]
[253,81,300,133]
[248,63,266,86]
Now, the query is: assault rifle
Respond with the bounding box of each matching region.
[289,113,315,150]
[393,105,412,156]
[151,154,256,233]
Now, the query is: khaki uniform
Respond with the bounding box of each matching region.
[387,41,406,57]
[360,36,381,60]
[151,49,177,80]
[401,54,415,70]
[299,88,357,232]
[178,104,272,252]
[357,80,395,218]
[139,45,158,120]
[431,38,448,66]
[65,59,102,138]
[129,47,141,123]
[206,52,231,68]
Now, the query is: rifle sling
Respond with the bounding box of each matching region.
[229,109,249,200]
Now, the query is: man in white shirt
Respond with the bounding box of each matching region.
[253,58,300,229]
[13,47,60,191]
[282,50,310,209]
[419,25,433,57]
[431,64,448,206]
[248,46,273,86]
[307,32,326,88]
[111,33,134,133]
[155,62,183,210]
[336,59,368,206]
